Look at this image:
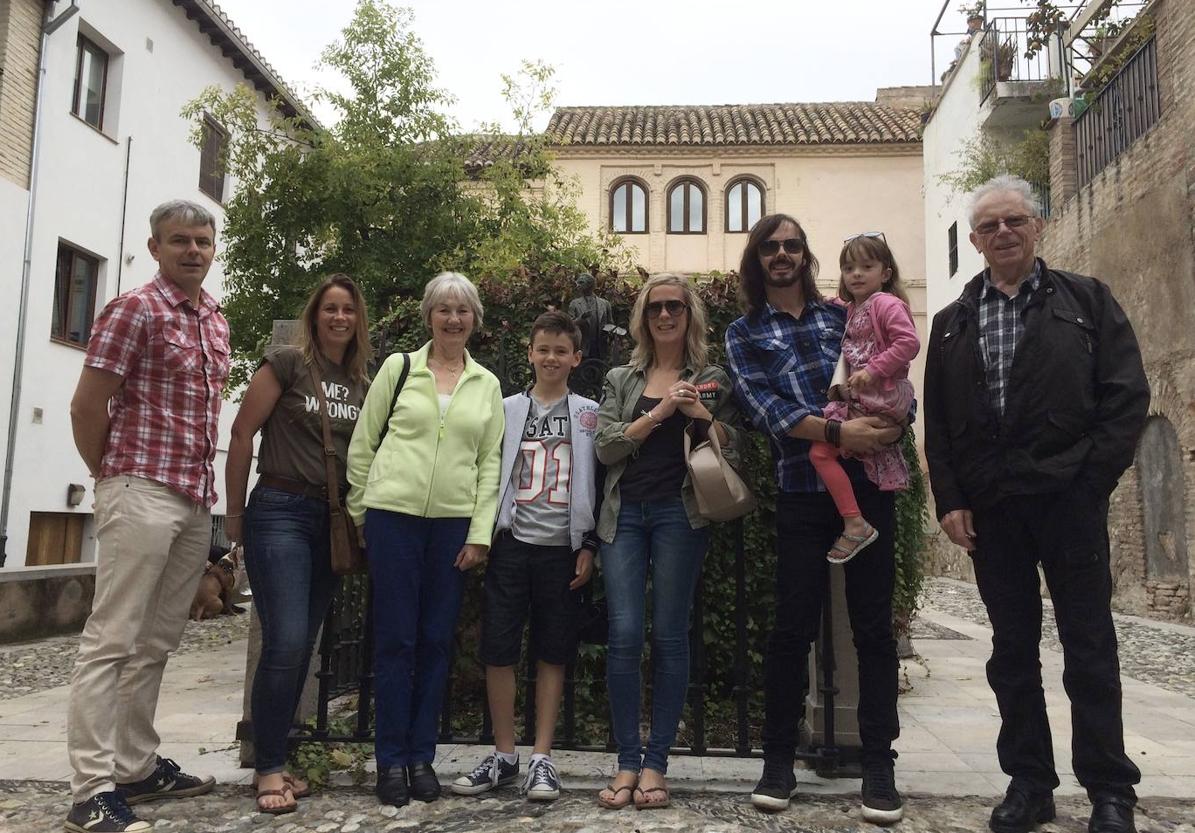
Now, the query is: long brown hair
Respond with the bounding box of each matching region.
[295,274,373,384]
[837,235,911,307]
[737,213,821,317]
[628,273,709,371]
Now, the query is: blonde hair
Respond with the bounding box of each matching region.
[421,271,485,332]
[295,274,373,384]
[628,273,709,370]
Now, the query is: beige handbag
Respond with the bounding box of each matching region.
[684,426,756,522]
[827,353,849,402]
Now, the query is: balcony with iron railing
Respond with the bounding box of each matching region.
[975,17,1066,127]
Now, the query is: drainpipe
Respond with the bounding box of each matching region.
[115,136,132,294]
[0,0,78,567]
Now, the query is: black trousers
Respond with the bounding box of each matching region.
[970,488,1140,801]
[762,481,900,761]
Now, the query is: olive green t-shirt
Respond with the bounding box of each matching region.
[257,346,368,490]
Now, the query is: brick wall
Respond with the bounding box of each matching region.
[1041,0,1195,621]
[0,0,42,189]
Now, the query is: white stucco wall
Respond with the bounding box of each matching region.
[1,0,281,567]
[922,36,992,320]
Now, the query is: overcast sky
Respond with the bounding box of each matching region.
[214,0,981,131]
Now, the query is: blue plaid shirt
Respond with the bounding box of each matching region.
[725,299,855,493]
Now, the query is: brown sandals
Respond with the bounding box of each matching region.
[633,785,671,810]
[598,776,638,810]
[255,784,296,815]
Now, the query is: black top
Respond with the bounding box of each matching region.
[618,395,689,502]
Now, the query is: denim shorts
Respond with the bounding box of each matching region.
[480,531,581,667]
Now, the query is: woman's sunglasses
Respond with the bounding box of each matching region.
[758,238,805,257]
[645,300,689,318]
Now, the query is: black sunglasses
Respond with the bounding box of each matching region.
[758,238,805,257]
[645,299,689,318]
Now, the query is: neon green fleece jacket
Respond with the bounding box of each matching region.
[346,342,505,546]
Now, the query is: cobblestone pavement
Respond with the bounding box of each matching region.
[2,782,1193,833]
[923,578,1195,698]
[0,613,250,701]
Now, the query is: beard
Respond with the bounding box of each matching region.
[764,261,800,287]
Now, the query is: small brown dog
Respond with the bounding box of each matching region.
[190,553,238,620]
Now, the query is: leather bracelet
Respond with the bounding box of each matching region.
[226,513,243,519]
[825,418,843,447]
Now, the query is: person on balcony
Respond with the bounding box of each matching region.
[924,174,1148,833]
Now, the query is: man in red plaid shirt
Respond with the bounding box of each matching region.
[65,201,231,833]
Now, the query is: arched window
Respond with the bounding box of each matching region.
[610,178,648,233]
[726,178,765,233]
[667,178,706,234]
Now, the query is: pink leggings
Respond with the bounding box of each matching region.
[809,441,861,518]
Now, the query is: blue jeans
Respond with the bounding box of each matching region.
[243,485,339,775]
[602,497,709,774]
[365,509,470,769]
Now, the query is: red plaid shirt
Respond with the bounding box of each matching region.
[85,274,231,506]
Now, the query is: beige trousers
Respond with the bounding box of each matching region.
[67,475,211,801]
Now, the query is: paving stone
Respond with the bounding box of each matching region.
[0,782,1192,833]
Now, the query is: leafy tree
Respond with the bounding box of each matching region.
[183,1,627,385]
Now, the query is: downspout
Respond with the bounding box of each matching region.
[0,0,79,567]
[115,136,132,294]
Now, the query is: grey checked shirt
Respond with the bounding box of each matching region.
[978,261,1042,418]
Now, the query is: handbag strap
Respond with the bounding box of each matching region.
[377,352,411,447]
[307,362,344,519]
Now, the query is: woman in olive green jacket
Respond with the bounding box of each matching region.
[594,273,740,810]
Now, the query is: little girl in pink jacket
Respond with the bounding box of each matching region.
[811,234,920,563]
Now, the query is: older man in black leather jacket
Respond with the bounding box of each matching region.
[925,175,1149,833]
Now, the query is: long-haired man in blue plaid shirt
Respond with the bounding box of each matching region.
[725,214,904,824]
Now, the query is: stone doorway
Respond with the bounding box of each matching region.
[1137,416,1190,617]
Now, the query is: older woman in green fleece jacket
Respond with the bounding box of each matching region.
[346,272,504,808]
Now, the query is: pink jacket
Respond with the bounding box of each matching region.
[844,292,920,391]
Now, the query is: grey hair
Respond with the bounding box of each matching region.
[421,271,485,331]
[967,175,1042,229]
[150,200,217,239]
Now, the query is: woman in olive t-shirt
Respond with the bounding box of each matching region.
[225,274,371,814]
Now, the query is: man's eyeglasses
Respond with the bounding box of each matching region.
[758,238,805,257]
[645,300,689,319]
[974,215,1033,235]
[844,231,886,244]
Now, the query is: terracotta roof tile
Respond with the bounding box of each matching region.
[547,103,921,147]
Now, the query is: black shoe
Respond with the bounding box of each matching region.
[990,785,1056,833]
[375,766,409,807]
[451,752,521,795]
[407,762,442,802]
[64,791,151,832]
[860,754,904,825]
[1088,795,1136,833]
[116,756,215,804]
[750,758,797,812]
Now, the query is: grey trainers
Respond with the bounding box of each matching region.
[450,753,520,795]
[64,790,151,832]
[522,756,561,801]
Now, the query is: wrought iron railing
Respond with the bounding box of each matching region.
[295,519,855,766]
[978,17,1060,104]
[1075,35,1160,188]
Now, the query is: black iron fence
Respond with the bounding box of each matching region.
[1075,36,1160,188]
[295,517,857,767]
[978,17,1059,104]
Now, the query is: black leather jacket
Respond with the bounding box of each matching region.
[924,260,1149,520]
